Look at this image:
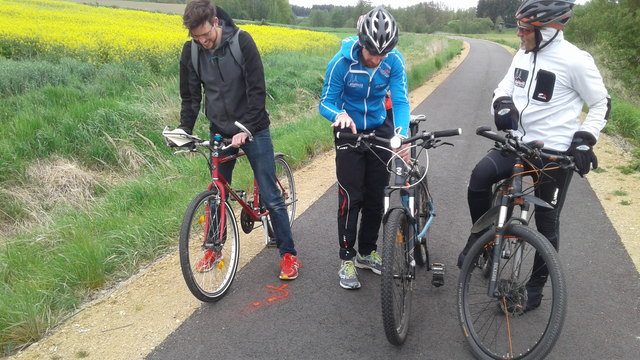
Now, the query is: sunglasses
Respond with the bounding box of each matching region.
[517,25,535,36]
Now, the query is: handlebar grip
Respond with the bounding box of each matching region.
[433,128,462,138]
[335,132,359,140]
[476,126,506,144]
[476,126,491,135]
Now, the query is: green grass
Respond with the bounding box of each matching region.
[0,32,460,355]
[462,29,521,50]
[604,96,640,146]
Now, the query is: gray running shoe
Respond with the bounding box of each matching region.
[339,260,361,289]
[355,250,382,275]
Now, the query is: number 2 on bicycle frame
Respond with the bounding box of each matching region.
[171,131,296,303]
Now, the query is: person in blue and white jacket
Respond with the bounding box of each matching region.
[319,6,410,290]
[458,0,610,312]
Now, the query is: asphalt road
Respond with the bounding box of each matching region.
[147,38,640,359]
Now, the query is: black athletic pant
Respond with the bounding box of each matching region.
[467,149,574,287]
[334,128,392,260]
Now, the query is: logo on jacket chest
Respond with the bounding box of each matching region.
[347,81,364,89]
[514,68,529,88]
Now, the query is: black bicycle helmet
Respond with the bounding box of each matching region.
[516,0,575,29]
[358,6,398,55]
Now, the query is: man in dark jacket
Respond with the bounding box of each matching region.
[175,0,300,280]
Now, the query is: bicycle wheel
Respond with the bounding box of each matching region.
[381,208,413,345]
[179,190,240,302]
[457,224,567,359]
[414,180,431,267]
[263,156,297,246]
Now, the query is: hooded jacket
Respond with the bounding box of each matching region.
[492,28,610,152]
[178,7,269,137]
[319,36,410,137]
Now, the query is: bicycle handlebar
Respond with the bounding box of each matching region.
[335,131,391,145]
[336,127,462,149]
[164,121,254,153]
[475,126,574,165]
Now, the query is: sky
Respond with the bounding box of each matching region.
[288,0,588,11]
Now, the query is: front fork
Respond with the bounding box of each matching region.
[487,197,530,298]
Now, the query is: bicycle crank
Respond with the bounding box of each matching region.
[240,203,255,234]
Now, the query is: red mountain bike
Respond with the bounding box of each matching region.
[164,123,296,302]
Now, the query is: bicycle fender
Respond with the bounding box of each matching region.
[274,152,286,158]
[470,206,500,234]
[522,195,554,209]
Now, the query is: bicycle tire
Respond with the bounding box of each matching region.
[414,180,431,267]
[179,190,240,302]
[262,155,296,246]
[381,208,413,345]
[457,224,567,359]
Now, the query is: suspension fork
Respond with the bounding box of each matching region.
[487,160,527,297]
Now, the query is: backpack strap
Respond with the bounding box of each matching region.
[190,29,244,79]
[190,39,200,78]
[228,29,244,69]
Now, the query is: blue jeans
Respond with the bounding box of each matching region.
[216,129,296,257]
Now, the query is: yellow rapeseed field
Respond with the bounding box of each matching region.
[0,0,338,69]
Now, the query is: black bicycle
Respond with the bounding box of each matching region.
[337,115,461,345]
[457,126,573,359]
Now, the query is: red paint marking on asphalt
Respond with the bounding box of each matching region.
[248,283,290,307]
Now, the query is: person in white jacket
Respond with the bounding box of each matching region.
[457,0,610,312]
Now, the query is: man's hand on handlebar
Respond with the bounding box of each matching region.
[332,113,357,134]
[231,132,250,148]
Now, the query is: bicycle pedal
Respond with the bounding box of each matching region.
[266,238,277,248]
[430,262,445,287]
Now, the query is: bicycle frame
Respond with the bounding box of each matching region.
[384,173,434,271]
[205,139,279,246]
[209,148,266,221]
[471,130,564,300]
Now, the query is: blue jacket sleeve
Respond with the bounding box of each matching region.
[388,51,410,137]
[319,54,347,122]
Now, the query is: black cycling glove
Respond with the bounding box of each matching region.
[569,131,598,176]
[493,96,519,131]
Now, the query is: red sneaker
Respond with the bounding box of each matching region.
[279,253,301,280]
[195,249,221,273]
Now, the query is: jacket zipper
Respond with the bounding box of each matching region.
[519,52,537,138]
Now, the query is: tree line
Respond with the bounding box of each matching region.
[211,0,504,34]
[564,0,639,97]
